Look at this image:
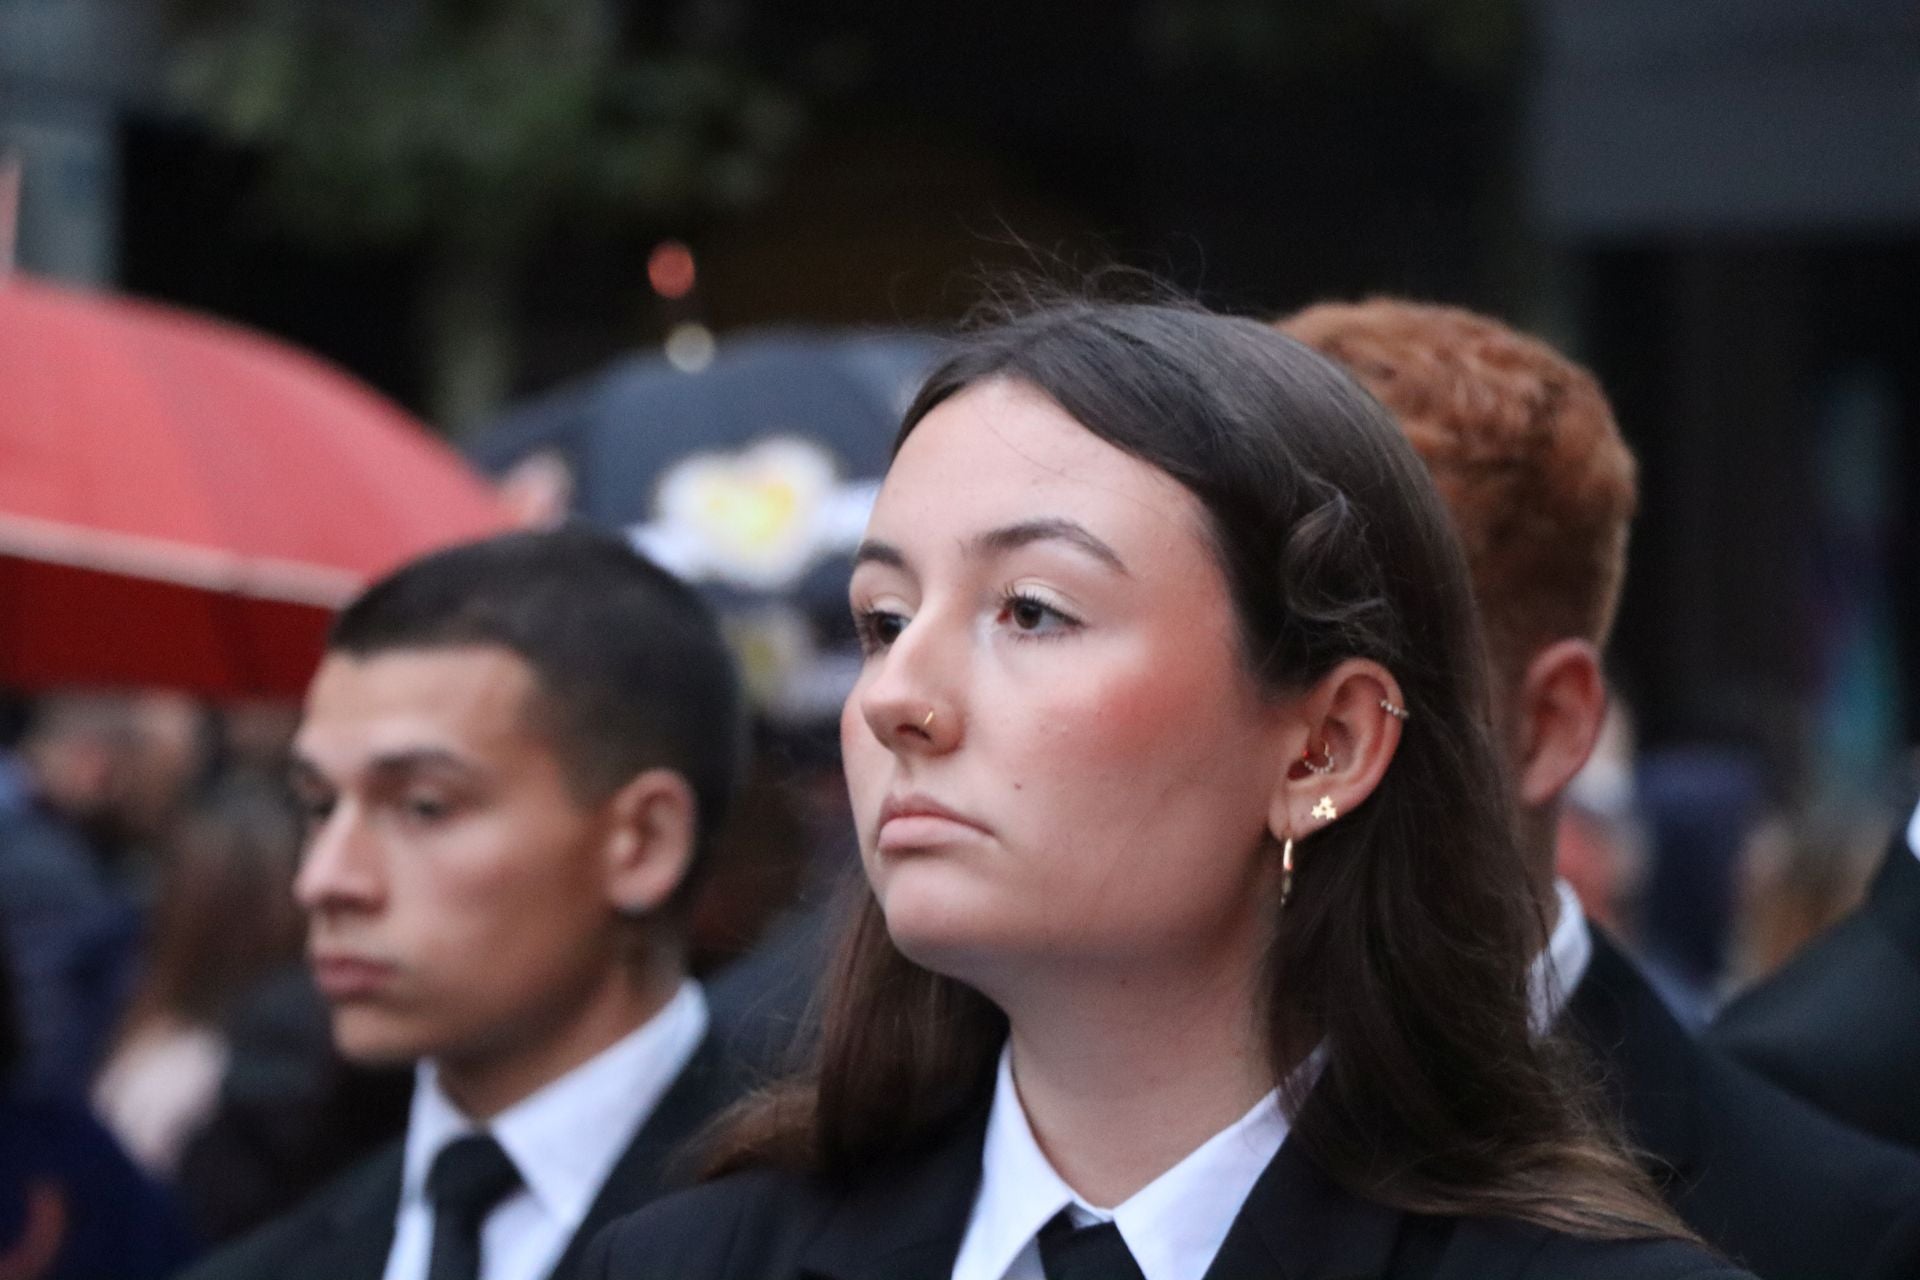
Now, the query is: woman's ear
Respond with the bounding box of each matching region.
[1267,658,1408,842]
[599,768,698,917]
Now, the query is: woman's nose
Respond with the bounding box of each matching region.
[856,610,962,754]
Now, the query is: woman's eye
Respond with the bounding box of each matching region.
[1000,592,1080,637]
[853,607,909,654]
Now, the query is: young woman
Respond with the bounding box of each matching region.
[583,299,1752,1279]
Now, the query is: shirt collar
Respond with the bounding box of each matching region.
[952,1047,1290,1280]
[399,981,708,1225]
[1529,878,1594,1034]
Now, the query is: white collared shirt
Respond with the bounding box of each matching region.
[1529,878,1594,1034]
[950,882,1589,1280]
[381,981,708,1280]
[950,1049,1290,1280]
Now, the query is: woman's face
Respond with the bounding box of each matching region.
[842,378,1296,990]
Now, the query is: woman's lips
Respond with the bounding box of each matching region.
[876,794,991,852]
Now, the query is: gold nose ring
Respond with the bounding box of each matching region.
[920,708,936,731]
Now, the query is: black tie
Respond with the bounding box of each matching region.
[425,1133,522,1280]
[1039,1211,1147,1280]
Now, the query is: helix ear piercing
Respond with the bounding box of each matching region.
[1379,697,1410,721]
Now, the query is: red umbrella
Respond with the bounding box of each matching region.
[0,275,511,698]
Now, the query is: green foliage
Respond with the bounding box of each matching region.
[164,0,804,251]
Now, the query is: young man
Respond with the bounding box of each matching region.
[1282,299,1920,1280]
[185,527,749,1280]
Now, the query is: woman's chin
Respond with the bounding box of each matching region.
[877,875,1023,980]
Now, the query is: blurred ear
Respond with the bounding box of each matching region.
[1512,639,1608,810]
[1267,658,1407,841]
[599,768,698,916]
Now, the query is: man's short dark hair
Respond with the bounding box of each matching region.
[329,527,747,874]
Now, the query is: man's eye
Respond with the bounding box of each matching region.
[401,796,452,822]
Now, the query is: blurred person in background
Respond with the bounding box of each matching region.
[184,527,751,1280]
[1712,790,1920,1151]
[1634,747,1766,1027]
[1,914,199,1279]
[92,775,306,1178]
[0,699,139,1099]
[1283,297,1920,1279]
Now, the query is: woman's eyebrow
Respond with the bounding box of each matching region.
[853,519,1131,577]
[852,540,908,571]
[973,519,1131,576]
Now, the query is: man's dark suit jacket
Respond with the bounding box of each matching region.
[578,1100,1749,1280]
[178,1032,744,1280]
[1568,928,1920,1280]
[1709,832,1920,1153]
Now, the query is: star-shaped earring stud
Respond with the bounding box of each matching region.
[1311,796,1338,821]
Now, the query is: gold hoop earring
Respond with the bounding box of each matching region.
[1280,835,1295,908]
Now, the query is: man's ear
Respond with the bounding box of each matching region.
[1513,639,1608,810]
[1267,658,1407,842]
[599,768,698,917]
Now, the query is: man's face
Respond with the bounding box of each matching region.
[290,645,623,1073]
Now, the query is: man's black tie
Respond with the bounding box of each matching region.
[1038,1211,1147,1280]
[425,1133,522,1280]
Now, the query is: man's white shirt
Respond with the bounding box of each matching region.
[1532,877,1594,1033]
[380,981,707,1280]
[949,879,1593,1280]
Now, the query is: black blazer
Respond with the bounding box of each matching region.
[176,1032,746,1280]
[1566,928,1920,1280]
[1709,832,1920,1153]
[578,1103,1749,1280]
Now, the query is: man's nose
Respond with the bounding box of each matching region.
[293,804,385,915]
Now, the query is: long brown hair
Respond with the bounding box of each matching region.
[708,297,1685,1240]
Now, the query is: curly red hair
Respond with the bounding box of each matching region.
[1280,298,1636,680]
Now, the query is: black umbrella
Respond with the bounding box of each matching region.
[470,328,941,723]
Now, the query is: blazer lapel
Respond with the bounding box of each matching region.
[1203,1137,1408,1280]
[545,1032,751,1278]
[794,1106,992,1280]
[1562,929,1705,1186]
